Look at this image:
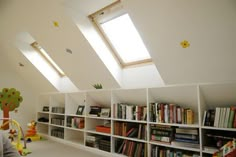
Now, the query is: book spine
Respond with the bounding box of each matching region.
[233,111,236,128]
[228,107,235,128]
[187,109,194,124]
[175,133,198,140]
[214,107,220,127]
[224,108,231,128]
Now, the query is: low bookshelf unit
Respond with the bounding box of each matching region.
[36,82,236,157]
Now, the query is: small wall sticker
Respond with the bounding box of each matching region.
[180,40,190,48]
[53,21,59,27]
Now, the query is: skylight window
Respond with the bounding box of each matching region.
[89,1,152,67]
[31,42,65,76]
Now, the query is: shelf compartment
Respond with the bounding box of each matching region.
[66,116,84,129]
[86,90,111,117]
[50,126,64,139]
[202,129,236,152]
[148,85,199,125]
[64,128,84,145]
[86,133,111,153]
[37,123,49,135]
[37,112,49,123]
[65,92,86,115]
[114,137,147,157]
[113,121,147,141]
[50,114,65,126]
[86,118,111,134]
[50,93,65,114]
[150,144,200,157]
[38,94,50,112]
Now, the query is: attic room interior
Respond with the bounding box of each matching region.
[0,0,235,157]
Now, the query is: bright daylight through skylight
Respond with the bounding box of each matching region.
[100,13,151,64]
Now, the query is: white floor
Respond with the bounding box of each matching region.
[25,140,105,157]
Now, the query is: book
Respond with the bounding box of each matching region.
[151,135,171,143]
[205,109,213,126]
[219,108,226,128]
[177,106,182,124]
[164,104,169,123]
[126,105,134,120]
[209,109,216,126]
[175,128,198,135]
[228,107,236,128]
[233,110,236,128]
[171,141,200,148]
[214,107,220,127]
[175,133,198,140]
[224,107,231,128]
[186,109,194,124]
[202,110,207,126]
[174,138,199,144]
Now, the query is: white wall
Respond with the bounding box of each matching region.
[0,53,37,131]
[122,64,164,88]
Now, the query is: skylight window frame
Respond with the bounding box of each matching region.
[31,41,65,77]
[89,0,152,68]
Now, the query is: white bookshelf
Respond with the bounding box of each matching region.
[199,82,236,157]
[36,82,236,157]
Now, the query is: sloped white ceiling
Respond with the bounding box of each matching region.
[0,0,235,93]
[0,0,120,92]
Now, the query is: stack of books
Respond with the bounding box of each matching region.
[85,135,101,148]
[171,128,199,149]
[150,125,174,144]
[51,107,65,114]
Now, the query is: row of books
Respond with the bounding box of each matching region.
[114,122,147,140]
[85,135,101,148]
[51,106,65,114]
[114,103,147,121]
[51,129,64,139]
[150,103,194,124]
[151,146,200,157]
[51,117,64,126]
[115,139,147,157]
[203,106,236,128]
[66,117,84,129]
